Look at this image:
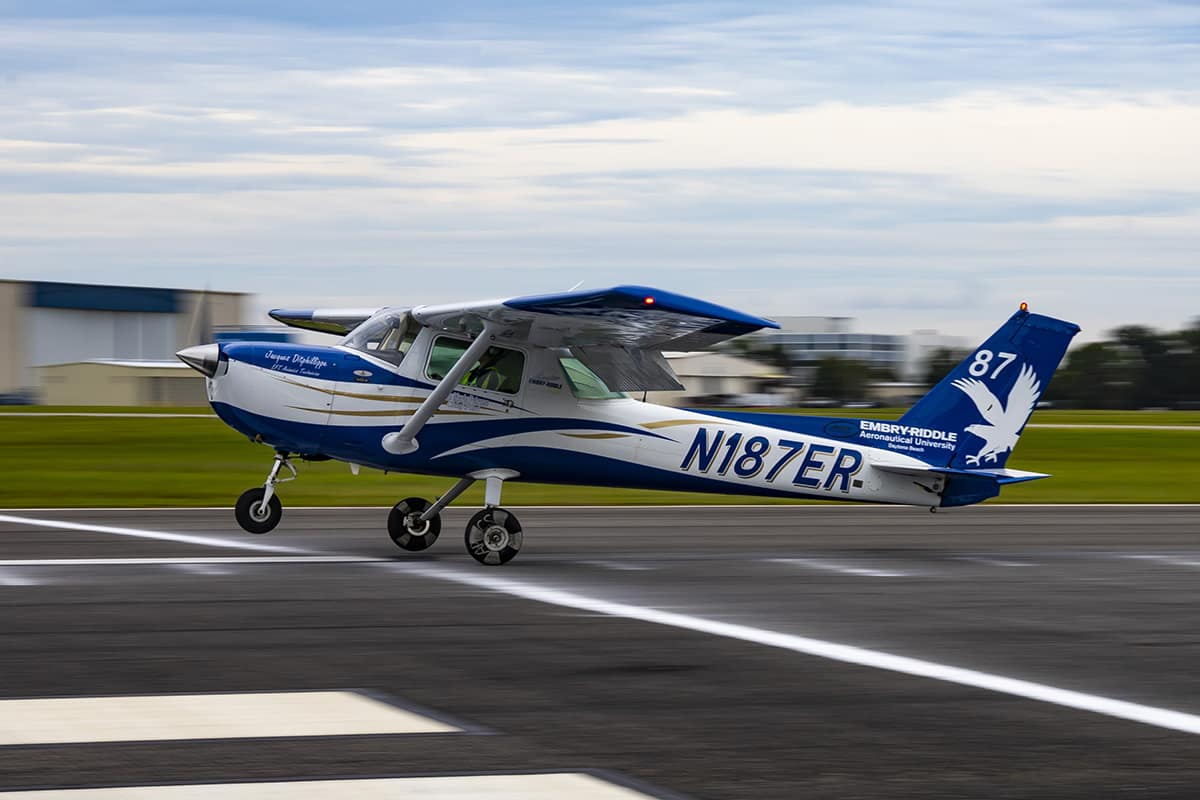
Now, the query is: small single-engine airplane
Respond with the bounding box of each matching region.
[177,286,1078,565]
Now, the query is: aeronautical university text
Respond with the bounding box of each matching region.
[858,420,957,452]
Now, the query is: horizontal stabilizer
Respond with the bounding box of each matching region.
[874,459,1049,485]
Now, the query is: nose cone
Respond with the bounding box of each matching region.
[176,343,220,377]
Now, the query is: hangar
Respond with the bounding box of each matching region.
[0,279,247,403]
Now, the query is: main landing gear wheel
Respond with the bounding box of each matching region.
[388,497,442,551]
[235,487,282,534]
[465,507,523,566]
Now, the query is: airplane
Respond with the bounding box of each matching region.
[176,286,1079,565]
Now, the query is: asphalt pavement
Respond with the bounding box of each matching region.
[1,504,1199,799]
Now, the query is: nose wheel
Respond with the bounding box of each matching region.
[388,497,442,551]
[465,508,523,566]
[234,452,295,534]
[235,487,282,534]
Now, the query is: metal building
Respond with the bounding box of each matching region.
[0,279,246,402]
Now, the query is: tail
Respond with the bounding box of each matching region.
[900,307,1080,471]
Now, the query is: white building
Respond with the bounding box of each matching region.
[0,279,247,402]
[645,351,783,407]
[752,316,965,382]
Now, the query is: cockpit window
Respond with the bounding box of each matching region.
[343,312,419,366]
[427,336,525,394]
[559,357,624,399]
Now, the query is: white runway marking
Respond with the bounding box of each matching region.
[956,556,1036,568]
[397,563,1200,737]
[0,774,657,799]
[0,556,374,567]
[171,563,234,576]
[768,557,908,578]
[0,691,457,746]
[2,503,1196,512]
[1123,554,1200,569]
[0,568,38,586]
[579,559,655,572]
[0,515,308,555]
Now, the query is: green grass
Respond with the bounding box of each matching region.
[0,414,1196,507]
[5,405,1199,426]
[722,408,1200,426]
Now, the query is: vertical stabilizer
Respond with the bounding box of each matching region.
[900,309,1079,470]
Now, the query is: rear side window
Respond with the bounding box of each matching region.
[559,357,624,399]
[426,337,525,394]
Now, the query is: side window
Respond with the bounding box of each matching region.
[558,357,624,399]
[426,337,525,395]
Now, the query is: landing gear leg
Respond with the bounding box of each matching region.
[235,451,294,534]
[464,472,523,566]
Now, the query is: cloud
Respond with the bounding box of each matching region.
[0,3,1198,339]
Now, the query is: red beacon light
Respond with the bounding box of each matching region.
[643,296,656,305]
[1020,302,1029,311]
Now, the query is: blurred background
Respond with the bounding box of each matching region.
[2,5,1200,798]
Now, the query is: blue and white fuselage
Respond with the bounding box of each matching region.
[209,340,936,505]
[179,286,1080,565]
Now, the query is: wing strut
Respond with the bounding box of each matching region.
[381,323,497,456]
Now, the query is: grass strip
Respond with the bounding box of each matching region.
[0,415,1195,507]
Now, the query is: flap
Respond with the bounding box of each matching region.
[570,346,685,392]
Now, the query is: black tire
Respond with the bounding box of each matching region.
[464,507,522,566]
[388,497,442,551]
[235,487,282,534]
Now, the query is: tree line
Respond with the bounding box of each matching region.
[923,320,1200,409]
[731,319,1200,408]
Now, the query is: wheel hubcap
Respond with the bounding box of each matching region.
[483,525,509,551]
[250,501,270,522]
[405,513,430,536]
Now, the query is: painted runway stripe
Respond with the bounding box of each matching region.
[955,556,1036,567]
[1123,554,1200,568]
[396,563,1200,737]
[0,515,308,555]
[0,691,458,746]
[0,568,38,586]
[3,503,1197,511]
[0,556,374,567]
[0,774,660,799]
[768,557,908,578]
[579,559,655,572]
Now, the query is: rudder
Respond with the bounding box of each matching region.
[900,308,1080,470]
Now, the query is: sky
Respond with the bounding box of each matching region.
[1,1,1198,339]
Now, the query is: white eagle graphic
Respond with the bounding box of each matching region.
[951,363,1042,466]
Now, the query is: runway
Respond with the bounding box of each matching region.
[2,505,1200,798]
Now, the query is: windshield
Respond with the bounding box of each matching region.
[342,312,419,366]
[559,357,624,399]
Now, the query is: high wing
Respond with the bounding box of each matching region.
[410,285,780,392]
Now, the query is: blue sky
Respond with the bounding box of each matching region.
[1,1,1198,338]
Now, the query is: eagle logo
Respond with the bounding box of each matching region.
[951,363,1041,466]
